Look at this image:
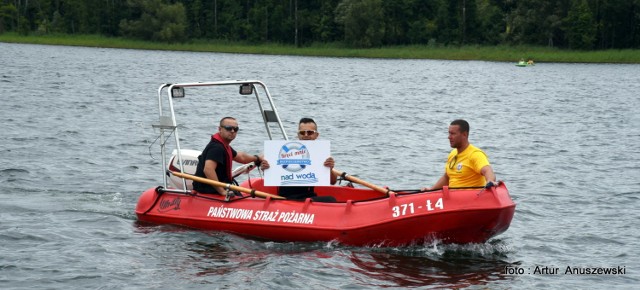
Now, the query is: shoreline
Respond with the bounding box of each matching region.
[2,33,639,64]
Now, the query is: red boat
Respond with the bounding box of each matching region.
[135,80,516,246]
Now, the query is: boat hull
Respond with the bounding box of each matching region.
[135,181,515,246]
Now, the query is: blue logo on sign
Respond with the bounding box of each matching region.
[277,142,311,173]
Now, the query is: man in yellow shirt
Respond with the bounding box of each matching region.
[422,119,496,190]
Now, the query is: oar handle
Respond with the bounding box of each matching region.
[332,168,392,196]
[170,171,285,200]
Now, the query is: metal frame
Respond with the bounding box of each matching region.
[152,80,289,191]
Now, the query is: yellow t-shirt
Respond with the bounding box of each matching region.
[445,144,490,187]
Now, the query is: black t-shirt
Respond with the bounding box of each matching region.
[278,186,316,200]
[192,140,237,193]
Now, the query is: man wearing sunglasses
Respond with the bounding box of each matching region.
[261,118,337,201]
[193,117,264,195]
[421,119,496,191]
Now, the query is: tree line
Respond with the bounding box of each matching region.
[1,0,639,50]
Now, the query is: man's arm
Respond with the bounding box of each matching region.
[480,165,496,182]
[422,173,449,191]
[203,159,227,195]
[324,157,336,185]
[234,151,261,164]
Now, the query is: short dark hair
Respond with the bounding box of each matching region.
[450,119,470,133]
[219,116,236,126]
[299,117,316,125]
[298,117,318,131]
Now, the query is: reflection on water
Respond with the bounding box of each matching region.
[348,240,516,288]
[145,222,517,289]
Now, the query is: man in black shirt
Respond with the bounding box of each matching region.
[193,117,263,195]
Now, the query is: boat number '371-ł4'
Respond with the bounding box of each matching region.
[391,198,444,218]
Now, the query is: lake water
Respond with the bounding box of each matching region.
[1,42,639,289]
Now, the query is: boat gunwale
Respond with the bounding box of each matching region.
[151,183,509,206]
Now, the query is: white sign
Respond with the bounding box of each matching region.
[263,140,331,186]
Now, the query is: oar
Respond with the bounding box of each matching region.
[331,168,394,196]
[170,171,285,200]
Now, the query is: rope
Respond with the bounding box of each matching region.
[147,127,175,160]
[142,186,166,215]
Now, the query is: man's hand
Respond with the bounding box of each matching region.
[324,157,335,168]
[260,159,270,170]
[484,180,500,189]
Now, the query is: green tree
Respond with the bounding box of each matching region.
[59,0,90,34]
[476,0,505,45]
[1,0,638,49]
[460,0,481,44]
[502,0,570,47]
[120,0,187,43]
[595,0,640,49]
[187,0,204,38]
[565,0,596,49]
[50,10,65,33]
[310,0,341,43]
[335,0,385,47]
[382,0,439,45]
[244,0,275,43]
[266,1,294,44]
[0,3,18,33]
[434,0,461,45]
[211,0,243,40]
[99,0,128,36]
[381,0,409,45]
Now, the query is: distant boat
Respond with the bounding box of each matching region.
[516,60,535,67]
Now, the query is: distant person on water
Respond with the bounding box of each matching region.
[421,119,496,191]
[261,118,337,202]
[192,117,264,195]
[527,59,534,65]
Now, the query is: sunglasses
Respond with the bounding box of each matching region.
[298,130,317,136]
[221,125,240,132]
